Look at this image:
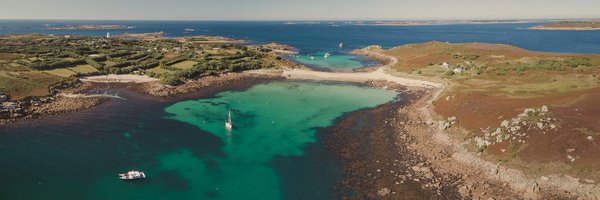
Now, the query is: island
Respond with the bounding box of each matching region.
[530,21,600,30]
[0,33,291,120]
[372,20,541,26]
[49,25,128,30]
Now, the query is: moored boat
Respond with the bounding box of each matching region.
[118,170,146,180]
[225,110,233,130]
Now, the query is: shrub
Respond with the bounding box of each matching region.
[29,59,86,70]
[160,75,183,86]
[463,54,480,60]
[516,64,529,74]
[444,70,455,76]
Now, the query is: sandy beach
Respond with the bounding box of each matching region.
[279,68,442,89]
[79,74,159,83]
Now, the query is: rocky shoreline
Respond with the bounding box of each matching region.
[323,88,462,199]
[322,85,543,199]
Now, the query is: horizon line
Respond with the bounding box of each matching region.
[0,17,599,22]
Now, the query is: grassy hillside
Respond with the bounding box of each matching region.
[381,42,600,97]
[374,42,600,180]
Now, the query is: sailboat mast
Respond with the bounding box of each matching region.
[228,110,232,123]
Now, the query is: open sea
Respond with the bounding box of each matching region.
[1,20,600,70]
[1,20,600,199]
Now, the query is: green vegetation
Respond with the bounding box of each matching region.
[0,34,280,99]
[385,42,600,97]
[170,61,197,70]
[43,68,77,77]
[463,54,480,60]
[576,128,600,136]
[69,65,99,74]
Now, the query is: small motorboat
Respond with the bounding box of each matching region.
[119,170,146,180]
[324,53,331,58]
[225,110,233,130]
[339,42,345,48]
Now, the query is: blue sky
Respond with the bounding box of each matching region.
[2,0,600,20]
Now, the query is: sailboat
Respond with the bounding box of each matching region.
[225,110,233,130]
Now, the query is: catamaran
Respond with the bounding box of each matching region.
[118,170,146,180]
[225,110,233,130]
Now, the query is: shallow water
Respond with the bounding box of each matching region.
[292,52,378,71]
[0,81,397,200]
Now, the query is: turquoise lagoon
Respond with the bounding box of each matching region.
[161,81,397,199]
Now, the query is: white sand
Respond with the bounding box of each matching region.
[251,48,441,89]
[280,68,442,89]
[79,74,159,83]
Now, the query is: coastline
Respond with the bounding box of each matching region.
[323,88,463,199]
[352,47,600,199]
[0,72,283,126]
[2,45,599,198]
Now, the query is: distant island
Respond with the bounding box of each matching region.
[49,25,128,30]
[530,21,600,30]
[372,20,541,26]
[114,32,248,44]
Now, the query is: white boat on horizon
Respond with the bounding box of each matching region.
[225,110,233,130]
[119,170,146,180]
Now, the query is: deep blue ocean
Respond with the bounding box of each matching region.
[1,20,600,55]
